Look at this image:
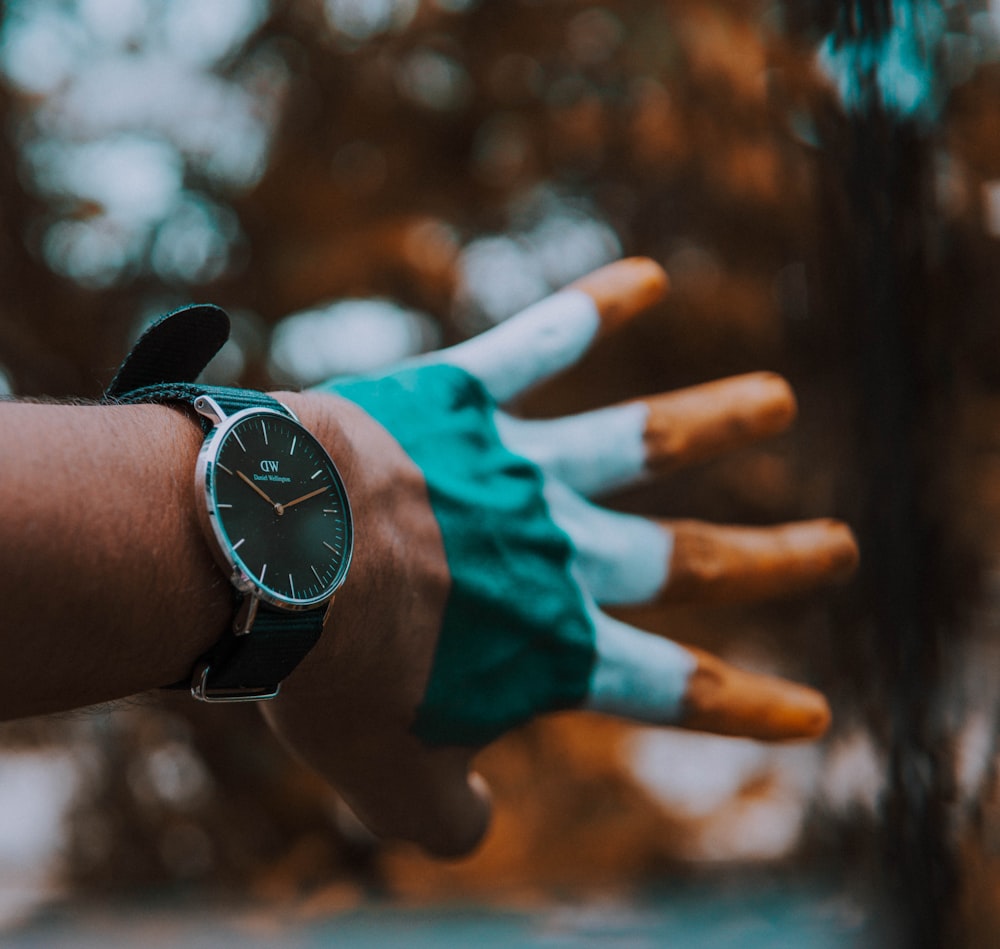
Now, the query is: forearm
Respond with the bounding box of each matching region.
[0,391,352,718]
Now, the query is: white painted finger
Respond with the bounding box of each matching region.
[495,372,800,497]
[432,290,600,402]
[495,402,650,496]
[544,479,671,605]
[581,606,696,724]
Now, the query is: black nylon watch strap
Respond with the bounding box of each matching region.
[109,382,293,432]
[105,304,230,397]
[194,607,325,698]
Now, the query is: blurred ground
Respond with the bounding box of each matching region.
[4,881,878,948]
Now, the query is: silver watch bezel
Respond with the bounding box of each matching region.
[194,402,354,613]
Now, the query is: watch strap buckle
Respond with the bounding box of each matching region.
[191,661,281,703]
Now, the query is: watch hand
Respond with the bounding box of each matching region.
[237,470,280,511]
[282,486,329,510]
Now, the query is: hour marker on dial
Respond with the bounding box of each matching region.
[233,430,247,453]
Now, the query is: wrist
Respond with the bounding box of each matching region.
[264,389,365,679]
[129,386,358,704]
[262,386,449,707]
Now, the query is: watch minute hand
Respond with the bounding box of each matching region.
[237,470,279,509]
[282,486,328,510]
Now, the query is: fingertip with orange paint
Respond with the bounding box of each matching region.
[570,257,669,333]
[825,520,861,581]
[783,519,859,585]
[741,371,798,431]
[679,646,832,742]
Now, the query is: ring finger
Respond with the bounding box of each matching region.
[545,481,858,606]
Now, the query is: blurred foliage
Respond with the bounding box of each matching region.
[5,0,1000,943]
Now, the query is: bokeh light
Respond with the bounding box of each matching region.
[270,299,441,384]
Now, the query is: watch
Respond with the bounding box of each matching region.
[104,304,354,701]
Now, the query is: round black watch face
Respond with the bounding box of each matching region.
[202,408,353,607]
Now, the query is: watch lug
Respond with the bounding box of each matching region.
[193,394,227,426]
[323,594,337,627]
[233,594,260,636]
[231,567,255,595]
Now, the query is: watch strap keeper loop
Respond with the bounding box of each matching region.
[166,604,325,700]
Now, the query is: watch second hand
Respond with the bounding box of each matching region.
[282,486,328,511]
[237,470,282,513]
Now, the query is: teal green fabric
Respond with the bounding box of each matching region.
[320,365,596,747]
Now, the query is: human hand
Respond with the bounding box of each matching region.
[264,257,857,856]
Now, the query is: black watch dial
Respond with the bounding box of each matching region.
[203,408,353,607]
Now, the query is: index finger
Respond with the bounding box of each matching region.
[434,258,668,403]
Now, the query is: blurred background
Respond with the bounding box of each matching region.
[1,0,1000,944]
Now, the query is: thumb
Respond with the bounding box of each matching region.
[341,747,493,859]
